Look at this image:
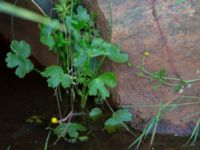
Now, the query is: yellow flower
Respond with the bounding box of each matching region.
[51,117,58,124]
[144,51,150,57]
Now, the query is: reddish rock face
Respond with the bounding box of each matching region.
[84,0,200,136]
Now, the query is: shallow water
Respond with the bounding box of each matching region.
[0,37,199,150]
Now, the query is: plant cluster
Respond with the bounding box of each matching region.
[128,51,200,148]
[3,0,133,146]
[2,0,199,149]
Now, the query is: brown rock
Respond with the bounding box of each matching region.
[84,0,200,136]
[0,0,56,66]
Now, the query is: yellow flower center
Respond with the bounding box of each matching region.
[51,117,58,124]
[144,51,150,57]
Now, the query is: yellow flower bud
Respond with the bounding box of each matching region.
[51,117,58,124]
[144,51,150,57]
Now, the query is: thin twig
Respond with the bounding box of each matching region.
[31,0,46,16]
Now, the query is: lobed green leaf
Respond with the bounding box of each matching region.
[54,122,87,140]
[88,72,116,99]
[89,107,103,121]
[41,65,72,88]
[5,40,34,78]
[104,109,133,133]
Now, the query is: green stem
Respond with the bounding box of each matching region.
[150,109,160,145]
[34,68,41,74]
[187,78,200,83]
[164,77,181,81]
[96,56,106,73]
[121,101,200,108]
[80,85,88,109]
[108,0,113,41]
[56,87,63,123]
[63,26,70,71]
[186,118,200,145]
[142,74,178,86]
[0,1,64,31]
[181,111,200,121]
[44,130,51,150]
[120,95,200,108]
[69,0,74,71]
[141,64,200,87]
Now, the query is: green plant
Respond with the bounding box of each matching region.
[2,0,133,147]
[138,52,200,93]
[127,51,200,149]
[126,95,200,149]
[185,118,200,146]
[104,109,133,133]
[5,40,34,78]
[2,1,200,149]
